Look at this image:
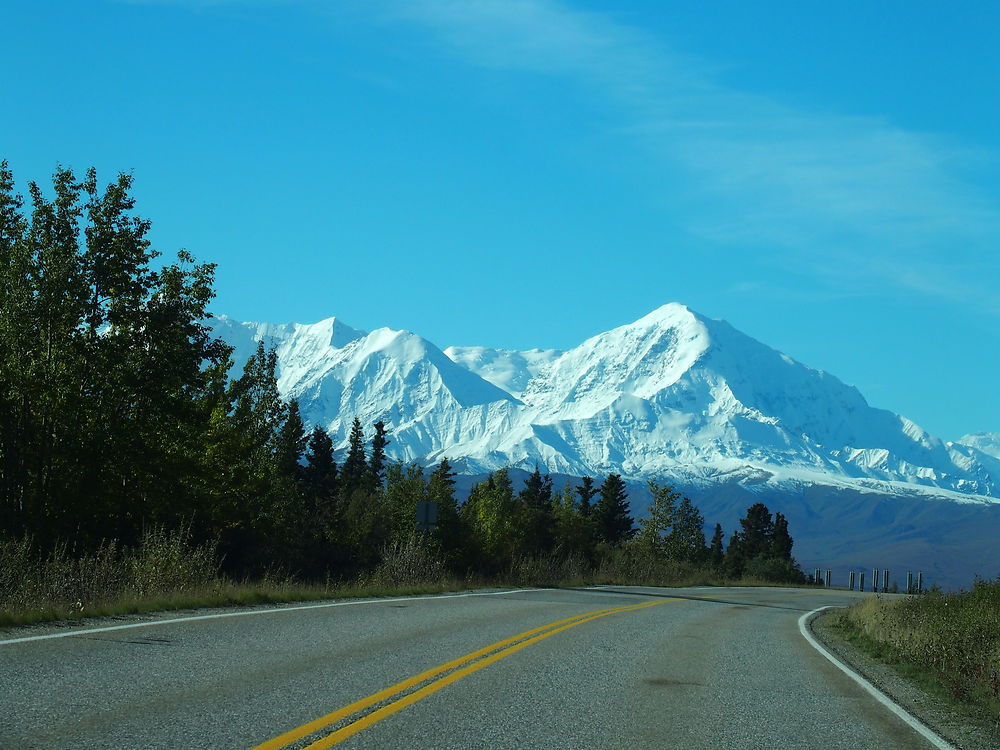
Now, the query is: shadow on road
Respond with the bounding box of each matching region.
[561,586,816,612]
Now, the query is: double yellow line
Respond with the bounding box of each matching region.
[252,598,671,750]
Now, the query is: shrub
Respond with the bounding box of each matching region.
[367,533,448,588]
[842,576,1000,712]
[0,525,221,619]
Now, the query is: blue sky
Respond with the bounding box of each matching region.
[5,0,998,440]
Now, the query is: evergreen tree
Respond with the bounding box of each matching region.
[229,343,285,449]
[725,530,745,578]
[427,458,465,565]
[518,466,554,554]
[275,400,306,480]
[339,417,367,498]
[771,512,794,559]
[737,502,774,558]
[210,343,290,570]
[367,420,389,494]
[594,473,634,545]
[709,523,725,569]
[575,476,597,517]
[302,426,338,533]
[724,503,804,583]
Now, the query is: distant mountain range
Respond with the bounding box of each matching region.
[211,303,998,504]
[210,304,1000,588]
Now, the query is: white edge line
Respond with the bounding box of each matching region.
[798,606,957,750]
[0,587,546,647]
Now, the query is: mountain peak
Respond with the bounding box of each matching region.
[210,307,997,504]
[631,302,698,326]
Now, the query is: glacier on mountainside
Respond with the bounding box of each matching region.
[209,304,998,504]
[443,346,562,399]
[955,432,1000,460]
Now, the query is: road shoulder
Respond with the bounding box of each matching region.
[807,609,998,750]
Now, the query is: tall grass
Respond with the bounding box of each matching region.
[0,526,221,624]
[838,578,1000,715]
[2,530,809,629]
[366,534,453,588]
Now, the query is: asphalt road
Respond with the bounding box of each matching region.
[1,586,941,749]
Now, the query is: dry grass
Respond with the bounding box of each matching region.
[365,534,456,589]
[838,578,1000,717]
[2,530,814,630]
[0,530,466,628]
[0,526,219,624]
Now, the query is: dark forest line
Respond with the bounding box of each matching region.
[0,164,806,623]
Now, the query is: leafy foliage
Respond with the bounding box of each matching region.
[0,163,807,597]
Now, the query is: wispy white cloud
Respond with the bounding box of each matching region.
[373,0,1000,310]
[121,0,1000,310]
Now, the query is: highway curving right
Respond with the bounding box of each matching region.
[2,585,946,749]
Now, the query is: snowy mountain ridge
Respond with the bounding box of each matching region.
[210,304,998,505]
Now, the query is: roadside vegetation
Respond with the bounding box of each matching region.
[0,163,806,629]
[832,580,1000,719]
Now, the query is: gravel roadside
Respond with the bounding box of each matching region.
[808,609,999,750]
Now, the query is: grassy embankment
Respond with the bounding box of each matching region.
[0,529,794,629]
[831,580,1000,720]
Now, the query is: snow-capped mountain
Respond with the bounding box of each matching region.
[443,346,562,400]
[955,432,1000,461]
[210,304,998,505]
[211,315,522,462]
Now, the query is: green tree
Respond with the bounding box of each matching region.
[427,458,466,565]
[275,400,306,480]
[575,476,597,517]
[0,164,229,548]
[518,466,554,554]
[594,473,634,546]
[709,523,725,569]
[302,426,339,536]
[461,469,518,569]
[634,480,680,557]
[724,530,744,578]
[383,462,426,542]
[339,418,367,499]
[208,342,290,570]
[367,420,390,494]
[725,503,803,583]
[663,496,707,563]
[551,483,594,559]
[735,502,774,559]
[771,512,794,559]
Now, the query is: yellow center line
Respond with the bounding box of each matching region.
[301,599,672,749]
[250,600,665,750]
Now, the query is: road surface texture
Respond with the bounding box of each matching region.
[2,586,945,749]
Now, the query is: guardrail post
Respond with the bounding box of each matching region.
[815,568,822,585]
[917,571,923,593]
[906,572,913,594]
[825,569,831,587]
[883,569,890,593]
[859,571,865,592]
[849,571,855,591]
